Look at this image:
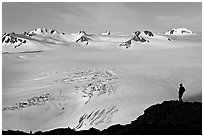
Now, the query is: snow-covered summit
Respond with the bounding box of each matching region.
[78,30,87,35]
[27,28,65,36]
[163,28,195,35]
[100,31,111,35]
[2,28,68,53]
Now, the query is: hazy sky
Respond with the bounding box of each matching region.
[2,2,202,34]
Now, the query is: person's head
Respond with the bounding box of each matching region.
[180,84,183,87]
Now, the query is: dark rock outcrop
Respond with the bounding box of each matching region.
[75,30,92,45]
[119,39,132,49]
[76,36,91,45]
[170,30,174,35]
[132,31,141,36]
[2,101,201,135]
[134,101,202,134]
[78,30,87,35]
[119,34,149,49]
[2,33,27,47]
[132,35,149,42]
[144,30,154,37]
[50,29,56,34]
[23,32,34,37]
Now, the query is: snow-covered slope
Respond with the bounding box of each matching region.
[2,28,94,53]
[25,28,69,44]
[2,28,68,53]
[163,28,195,35]
[2,32,54,53]
[2,27,201,133]
[66,30,88,43]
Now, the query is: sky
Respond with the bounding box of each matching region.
[2,2,202,34]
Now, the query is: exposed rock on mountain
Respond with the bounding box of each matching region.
[144,30,154,37]
[132,31,141,36]
[2,33,27,48]
[78,30,87,36]
[1,28,92,52]
[119,39,132,49]
[3,100,201,135]
[132,35,149,42]
[76,36,91,45]
[163,28,195,35]
[119,31,149,49]
[2,28,69,53]
[74,30,94,45]
[23,32,34,37]
[133,30,154,37]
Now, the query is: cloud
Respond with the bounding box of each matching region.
[159,15,200,22]
[52,3,143,32]
[3,2,201,33]
[157,14,202,31]
[158,15,201,26]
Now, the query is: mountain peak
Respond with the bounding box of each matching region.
[2,33,27,49]
[100,31,111,35]
[27,28,64,36]
[163,28,195,35]
[78,30,87,35]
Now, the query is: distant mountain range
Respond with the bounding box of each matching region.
[2,28,197,53]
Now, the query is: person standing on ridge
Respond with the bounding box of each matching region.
[178,84,185,102]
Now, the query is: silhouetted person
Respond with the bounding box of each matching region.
[178,84,185,102]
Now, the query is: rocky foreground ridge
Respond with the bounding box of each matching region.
[3,100,202,135]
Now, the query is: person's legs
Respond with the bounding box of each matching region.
[179,92,183,102]
[179,97,183,102]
